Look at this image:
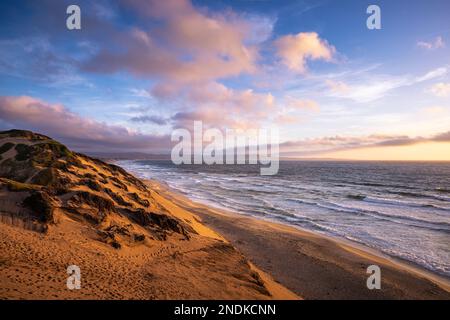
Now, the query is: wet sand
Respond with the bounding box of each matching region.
[147,180,450,300]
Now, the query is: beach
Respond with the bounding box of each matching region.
[1,130,449,300]
[120,160,450,279]
[146,179,450,299]
[0,131,297,300]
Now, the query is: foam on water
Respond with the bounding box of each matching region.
[118,160,450,278]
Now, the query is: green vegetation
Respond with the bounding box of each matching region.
[1,178,42,192]
[0,158,36,183]
[105,188,131,206]
[0,142,14,154]
[14,141,76,166]
[80,178,102,191]
[0,129,50,140]
[15,143,31,161]
[0,129,197,245]
[69,191,116,213]
[23,191,54,223]
[31,168,58,186]
[128,192,150,207]
[39,141,74,158]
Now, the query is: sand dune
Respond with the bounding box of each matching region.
[0,214,296,299]
[0,130,297,300]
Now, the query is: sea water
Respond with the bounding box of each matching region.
[118,160,450,278]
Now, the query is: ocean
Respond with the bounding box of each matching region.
[117,160,450,278]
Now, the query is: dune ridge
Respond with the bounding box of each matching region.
[0,129,297,300]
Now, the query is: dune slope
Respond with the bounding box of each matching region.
[0,129,297,300]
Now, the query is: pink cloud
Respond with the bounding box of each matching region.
[280,132,450,157]
[274,114,302,125]
[428,82,450,97]
[151,81,276,129]
[84,0,263,84]
[325,79,350,94]
[79,1,339,131]
[286,98,320,111]
[274,32,335,73]
[186,82,274,111]
[0,96,169,152]
[170,109,239,129]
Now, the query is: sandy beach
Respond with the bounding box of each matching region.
[0,213,296,300]
[0,130,449,300]
[0,131,297,300]
[146,179,450,300]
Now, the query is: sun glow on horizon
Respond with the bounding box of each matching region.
[319,142,450,161]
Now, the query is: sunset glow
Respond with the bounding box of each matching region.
[0,0,449,160]
[321,142,450,161]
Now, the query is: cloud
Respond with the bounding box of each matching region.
[274,114,301,125]
[150,81,276,129]
[93,0,118,20]
[186,82,275,111]
[78,0,281,130]
[129,88,151,98]
[270,97,320,125]
[0,37,84,86]
[2,0,333,132]
[325,79,350,94]
[274,32,335,73]
[170,107,261,130]
[434,131,450,141]
[170,109,230,127]
[417,36,445,50]
[129,115,168,125]
[280,131,450,156]
[2,95,448,157]
[285,97,319,111]
[326,76,408,103]
[324,66,448,103]
[428,82,450,97]
[415,67,447,82]
[83,0,270,84]
[0,96,170,152]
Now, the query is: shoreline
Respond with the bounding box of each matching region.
[2,131,448,300]
[145,178,450,299]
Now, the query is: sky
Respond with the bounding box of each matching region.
[0,0,449,160]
